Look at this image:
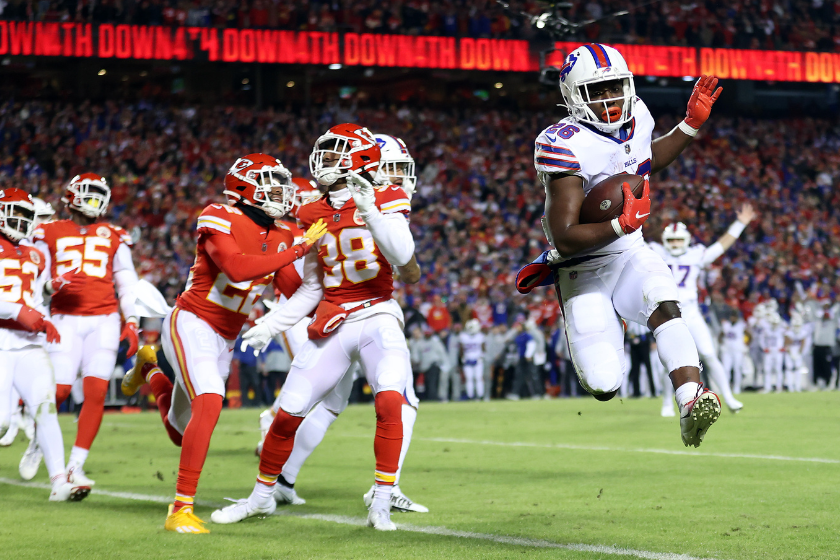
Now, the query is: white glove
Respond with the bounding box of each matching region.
[347,170,377,217]
[241,322,273,353]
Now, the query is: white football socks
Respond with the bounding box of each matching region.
[675,382,701,410]
[371,483,393,512]
[67,446,89,471]
[281,404,339,485]
[36,406,66,480]
[249,479,275,508]
[395,404,416,486]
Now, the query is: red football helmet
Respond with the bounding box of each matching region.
[309,123,381,186]
[291,177,323,218]
[0,188,36,242]
[61,173,110,218]
[223,154,294,218]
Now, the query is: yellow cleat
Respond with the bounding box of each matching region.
[165,504,209,534]
[121,345,158,396]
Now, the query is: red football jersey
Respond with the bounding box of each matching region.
[33,220,133,316]
[297,185,411,305]
[177,204,295,340]
[0,237,46,331]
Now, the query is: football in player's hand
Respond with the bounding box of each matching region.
[579,174,646,224]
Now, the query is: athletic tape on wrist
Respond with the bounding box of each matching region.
[678,120,699,137]
[727,220,746,238]
[610,217,626,237]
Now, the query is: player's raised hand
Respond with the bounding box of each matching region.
[347,170,377,215]
[736,203,756,224]
[614,179,651,236]
[684,75,723,129]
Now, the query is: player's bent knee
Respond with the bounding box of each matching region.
[371,354,409,393]
[572,342,623,395]
[652,317,700,372]
[277,374,315,417]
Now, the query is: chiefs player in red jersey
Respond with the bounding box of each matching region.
[0,188,90,502]
[120,154,326,534]
[212,124,416,531]
[32,173,139,487]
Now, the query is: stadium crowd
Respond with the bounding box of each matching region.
[0,98,839,399]
[1,0,839,51]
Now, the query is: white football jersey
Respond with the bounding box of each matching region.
[535,97,655,270]
[720,319,746,349]
[759,323,787,351]
[786,323,812,346]
[459,332,485,362]
[648,242,725,306]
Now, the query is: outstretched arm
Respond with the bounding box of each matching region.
[397,255,421,284]
[651,75,722,174]
[702,204,756,266]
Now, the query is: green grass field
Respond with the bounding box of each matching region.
[1,392,838,560]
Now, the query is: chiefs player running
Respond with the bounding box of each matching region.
[32,173,139,487]
[253,135,426,514]
[0,188,90,502]
[120,154,326,534]
[212,124,415,531]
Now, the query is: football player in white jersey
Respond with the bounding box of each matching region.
[532,43,724,447]
[719,310,747,394]
[251,134,427,515]
[784,314,811,392]
[459,319,486,399]
[650,204,755,414]
[760,312,787,392]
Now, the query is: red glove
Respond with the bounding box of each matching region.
[684,75,723,129]
[43,320,60,344]
[15,306,61,343]
[16,305,46,332]
[614,180,651,235]
[50,268,86,294]
[121,320,139,358]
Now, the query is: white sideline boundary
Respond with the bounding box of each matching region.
[1,477,720,560]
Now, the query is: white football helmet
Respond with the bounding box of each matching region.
[790,314,803,330]
[768,312,782,326]
[373,134,416,199]
[465,319,481,334]
[662,223,691,256]
[32,197,55,226]
[558,43,635,133]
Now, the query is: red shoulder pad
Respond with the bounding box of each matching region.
[374,185,411,215]
[296,198,326,229]
[196,203,243,235]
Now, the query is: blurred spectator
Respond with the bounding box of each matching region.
[626,321,656,398]
[233,338,262,407]
[425,294,452,333]
[812,298,839,389]
[408,325,450,402]
[260,338,291,404]
[438,324,463,401]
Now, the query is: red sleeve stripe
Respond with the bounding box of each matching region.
[536,142,575,156]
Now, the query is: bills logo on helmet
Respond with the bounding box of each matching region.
[375,138,387,149]
[559,53,578,82]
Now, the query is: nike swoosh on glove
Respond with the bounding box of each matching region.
[613,179,651,236]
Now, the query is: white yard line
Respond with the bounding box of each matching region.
[1,477,719,560]
[328,433,840,465]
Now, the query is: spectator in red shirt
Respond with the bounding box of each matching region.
[426,294,452,333]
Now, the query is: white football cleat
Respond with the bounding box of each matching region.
[255,409,274,456]
[273,483,305,505]
[0,423,19,446]
[727,398,744,414]
[679,385,721,448]
[49,476,91,502]
[67,466,96,487]
[367,508,397,531]
[211,497,276,524]
[363,484,429,513]
[19,439,43,480]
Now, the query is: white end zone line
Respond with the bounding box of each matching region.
[0,477,720,560]
[333,434,840,465]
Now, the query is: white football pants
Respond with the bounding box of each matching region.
[720,345,745,394]
[762,350,784,391]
